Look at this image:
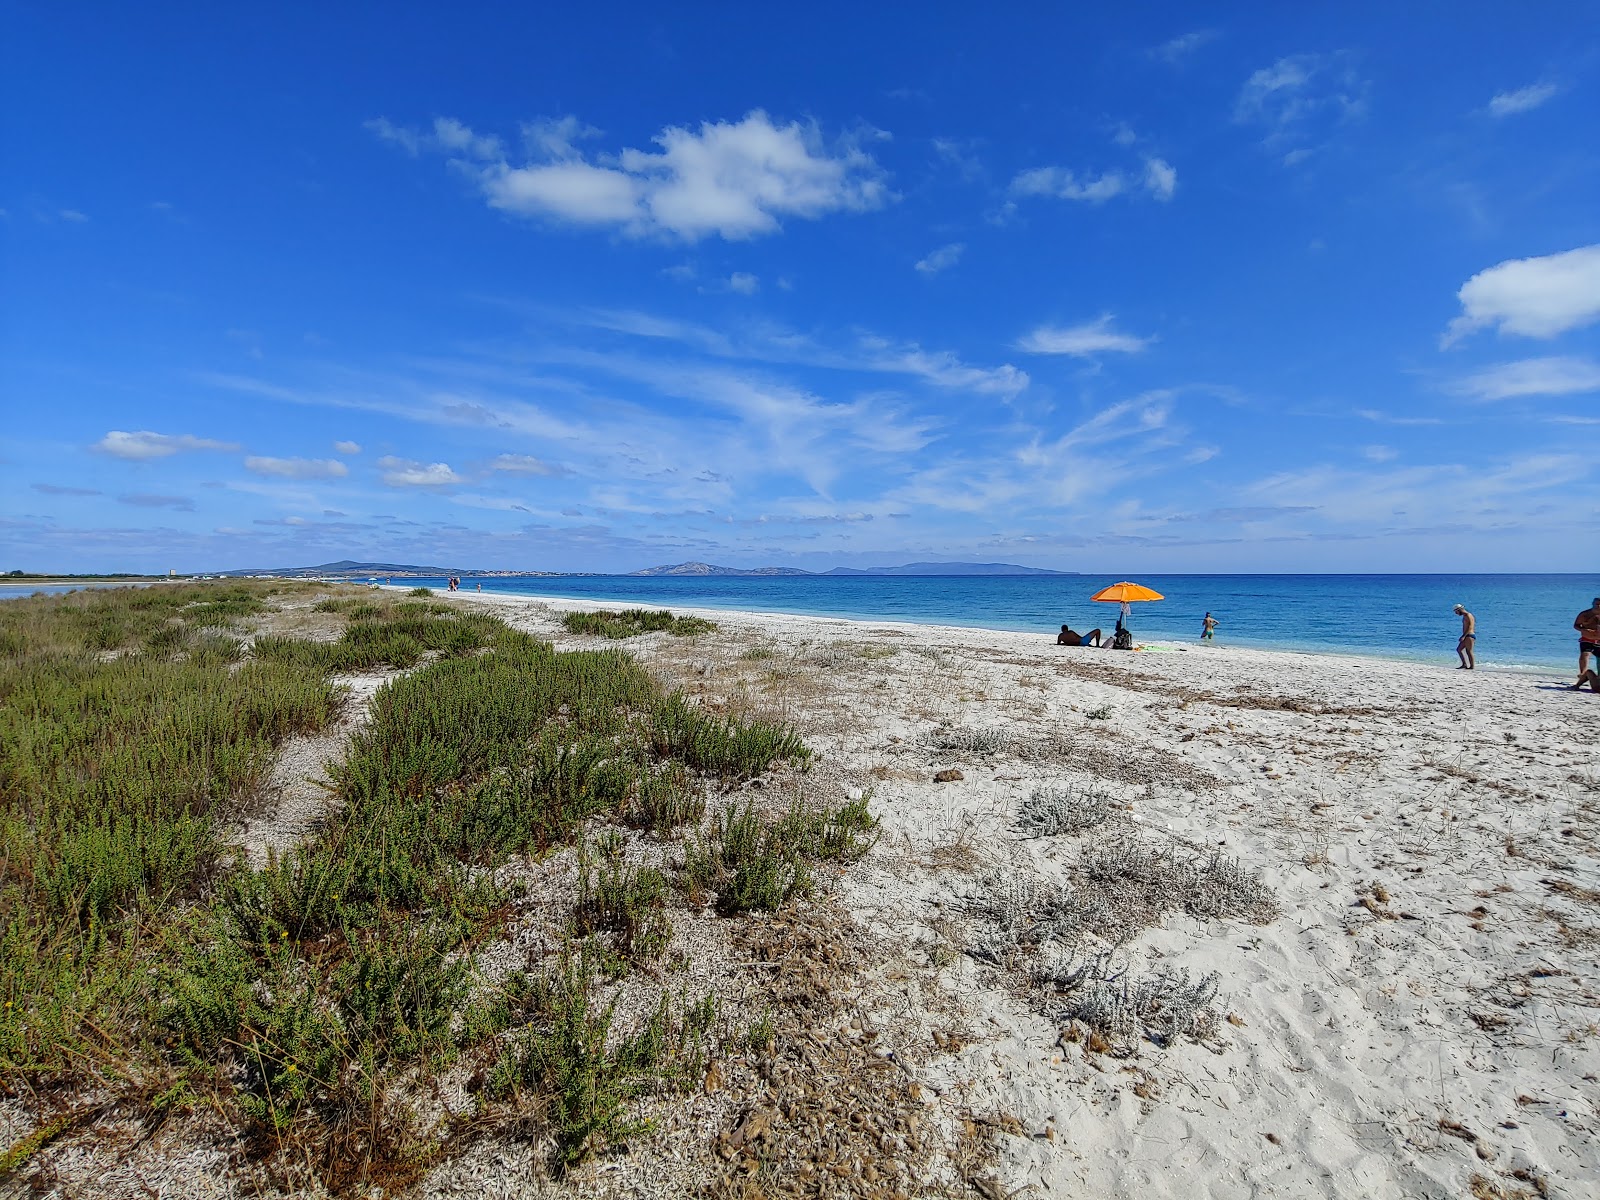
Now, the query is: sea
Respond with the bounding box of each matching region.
[4,573,1593,673]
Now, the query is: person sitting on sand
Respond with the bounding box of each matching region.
[1453,604,1476,670]
[1575,597,1600,685]
[1056,624,1102,647]
[1574,668,1600,693]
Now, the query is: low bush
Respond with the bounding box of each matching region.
[562,608,717,639]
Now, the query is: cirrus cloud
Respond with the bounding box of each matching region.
[1448,356,1600,400]
[1016,315,1153,357]
[94,430,240,460]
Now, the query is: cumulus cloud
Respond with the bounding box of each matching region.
[118,493,194,511]
[32,483,102,496]
[1449,356,1600,400]
[94,430,240,460]
[373,110,890,242]
[725,272,760,295]
[334,440,362,454]
[488,453,565,476]
[244,456,350,480]
[914,242,965,275]
[377,455,464,487]
[1444,244,1600,344]
[1488,82,1558,116]
[1016,315,1153,357]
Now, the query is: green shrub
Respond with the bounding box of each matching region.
[562,609,717,639]
[648,693,810,779]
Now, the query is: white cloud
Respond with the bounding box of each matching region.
[60,209,89,222]
[1016,315,1153,357]
[377,456,464,487]
[914,242,964,275]
[1152,30,1217,63]
[375,110,890,242]
[726,272,760,295]
[1235,53,1367,151]
[1444,244,1600,344]
[1449,356,1600,400]
[94,430,240,460]
[1009,166,1125,203]
[244,456,349,480]
[334,440,362,454]
[1362,445,1398,462]
[1143,158,1177,201]
[489,453,563,476]
[1488,82,1558,116]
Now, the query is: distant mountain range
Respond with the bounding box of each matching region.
[632,561,1068,577]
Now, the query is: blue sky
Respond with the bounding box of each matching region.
[4,3,1598,574]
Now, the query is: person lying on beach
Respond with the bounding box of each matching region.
[1453,604,1476,670]
[1056,624,1102,647]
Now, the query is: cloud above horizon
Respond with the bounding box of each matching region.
[1450,356,1600,400]
[1445,244,1600,343]
[244,456,350,480]
[1016,315,1153,357]
[94,430,241,460]
[369,110,890,241]
[1488,82,1558,116]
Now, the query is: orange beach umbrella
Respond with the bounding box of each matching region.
[1090,581,1165,604]
[1091,581,1165,629]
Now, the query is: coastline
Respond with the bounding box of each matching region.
[388,584,1572,681]
[427,585,1600,1197]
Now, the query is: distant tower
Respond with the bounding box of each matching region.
[169,568,177,577]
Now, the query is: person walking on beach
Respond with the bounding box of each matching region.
[1574,597,1600,686]
[1453,604,1476,670]
[1201,611,1219,641]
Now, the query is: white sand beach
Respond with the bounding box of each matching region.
[440,589,1600,1200]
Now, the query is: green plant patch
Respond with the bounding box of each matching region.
[561,608,718,639]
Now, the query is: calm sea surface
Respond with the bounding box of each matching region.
[5,574,1592,673]
[388,573,1595,674]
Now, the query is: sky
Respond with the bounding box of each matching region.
[3,3,1598,575]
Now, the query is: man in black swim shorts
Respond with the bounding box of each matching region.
[1574,597,1600,687]
[1453,604,1476,670]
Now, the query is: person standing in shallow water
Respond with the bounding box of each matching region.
[1453,604,1476,670]
[1201,612,1219,641]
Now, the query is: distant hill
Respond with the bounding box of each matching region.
[632,560,1068,577]
[823,561,1067,576]
[630,562,811,577]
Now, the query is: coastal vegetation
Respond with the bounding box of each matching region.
[0,582,863,1191]
[561,606,718,639]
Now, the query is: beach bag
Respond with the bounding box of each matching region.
[1112,628,1134,650]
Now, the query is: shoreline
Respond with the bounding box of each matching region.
[388,584,1575,682]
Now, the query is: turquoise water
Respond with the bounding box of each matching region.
[391,573,1596,674]
[0,582,150,600]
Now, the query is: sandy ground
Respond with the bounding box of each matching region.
[434,588,1600,1200]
